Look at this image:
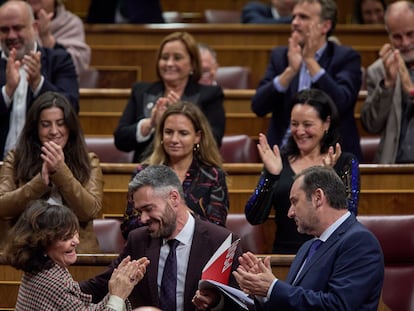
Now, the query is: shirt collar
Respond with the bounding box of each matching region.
[319,211,351,242]
[315,42,327,60]
[163,211,195,246]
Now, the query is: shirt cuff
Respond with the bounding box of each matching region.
[311,68,325,82]
[1,86,12,108]
[273,76,288,93]
[107,295,126,311]
[32,75,44,96]
[266,278,278,300]
[136,118,155,143]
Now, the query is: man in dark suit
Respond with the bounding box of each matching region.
[80,165,243,310]
[252,0,363,161]
[241,0,296,24]
[234,166,384,310]
[0,1,78,160]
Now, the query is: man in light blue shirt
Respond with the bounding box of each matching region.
[233,166,384,310]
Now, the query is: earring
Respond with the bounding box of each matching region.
[193,143,200,152]
[160,140,163,145]
[189,71,194,75]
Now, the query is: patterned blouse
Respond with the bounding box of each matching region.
[245,152,360,254]
[120,159,229,239]
[15,263,131,310]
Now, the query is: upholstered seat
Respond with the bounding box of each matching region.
[358,215,414,311]
[360,136,380,164]
[92,218,125,253]
[220,135,260,163]
[226,214,266,254]
[85,136,134,163]
[204,9,241,23]
[216,66,252,89]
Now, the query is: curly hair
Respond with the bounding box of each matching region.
[2,200,79,274]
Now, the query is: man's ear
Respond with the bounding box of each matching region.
[313,188,324,208]
[169,189,180,207]
[321,19,332,36]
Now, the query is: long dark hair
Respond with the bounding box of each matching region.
[2,200,79,273]
[14,92,91,184]
[281,88,340,158]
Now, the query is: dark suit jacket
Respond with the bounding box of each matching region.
[262,215,384,310]
[80,216,243,310]
[241,2,292,24]
[86,0,164,23]
[114,80,225,162]
[252,41,363,161]
[0,47,79,161]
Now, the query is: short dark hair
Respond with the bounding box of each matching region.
[297,0,337,37]
[295,166,347,210]
[2,200,79,273]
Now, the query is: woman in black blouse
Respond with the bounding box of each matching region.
[245,89,360,254]
[114,31,225,163]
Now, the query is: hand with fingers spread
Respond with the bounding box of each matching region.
[322,143,342,167]
[109,256,150,300]
[257,133,283,175]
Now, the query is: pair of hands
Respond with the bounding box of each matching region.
[279,22,323,88]
[232,252,275,298]
[109,256,150,300]
[191,252,275,310]
[288,22,322,74]
[5,48,41,98]
[40,141,65,185]
[141,90,180,137]
[380,43,414,95]
[257,133,342,176]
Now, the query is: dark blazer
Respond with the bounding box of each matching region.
[86,0,164,23]
[0,47,79,161]
[262,215,384,310]
[241,2,292,24]
[114,80,225,162]
[252,41,363,161]
[80,216,243,310]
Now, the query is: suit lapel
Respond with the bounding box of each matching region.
[144,237,163,305]
[291,215,356,285]
[183,219,213,311]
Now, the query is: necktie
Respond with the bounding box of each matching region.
[293,239,323,285]
[306,239,323,262]
[160,239,179,311]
